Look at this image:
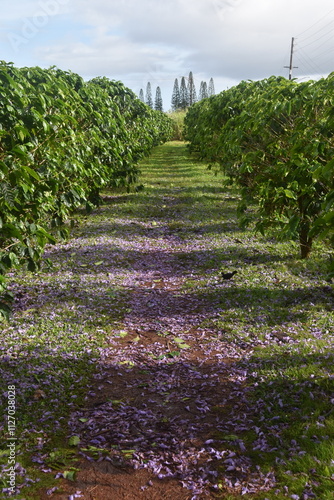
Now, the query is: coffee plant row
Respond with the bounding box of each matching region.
[184,75,334,261]
[0,62,173,318]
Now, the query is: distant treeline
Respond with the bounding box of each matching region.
[139,72,215,111]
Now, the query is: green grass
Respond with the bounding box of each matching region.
[167,110,187,140]
[136,143,334,498]
[0,141,333,499]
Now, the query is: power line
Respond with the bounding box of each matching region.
[294,46,325,75]
[289,10,334,78]
[298,18,334,44]
[297,22,334,50]
[308,32,334,55]
[296,8,334,38]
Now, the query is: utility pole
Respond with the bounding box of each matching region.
[284,37,298,80]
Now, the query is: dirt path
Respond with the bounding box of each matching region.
[37,142,276,499]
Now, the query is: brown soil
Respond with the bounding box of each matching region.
[38,464,193,500]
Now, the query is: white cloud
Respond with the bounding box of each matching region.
[1,0,334,106]
[4,0,70,22]
[54,0,334,80]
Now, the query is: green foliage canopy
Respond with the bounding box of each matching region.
[0,62,173,318]
[184,75,334,259]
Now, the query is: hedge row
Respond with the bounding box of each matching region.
[184,75,334,260]
[0,63,173,318]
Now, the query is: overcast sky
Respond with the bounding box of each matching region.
[2,0,334,109]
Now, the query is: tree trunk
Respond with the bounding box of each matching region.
[299,223,313,259]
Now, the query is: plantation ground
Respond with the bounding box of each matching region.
[0,142,333,499]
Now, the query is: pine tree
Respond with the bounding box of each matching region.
[171,78,180,111]
[202,82,208,99]
[154,86,163,111]
[179,76,189,110]
[199,81,208,100]
[198,82,204,100]
[187,71,197,106]
[139,89,145,102]
[208,78,215,97]
[145,82,153,108]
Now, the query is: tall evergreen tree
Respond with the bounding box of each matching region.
[199,81,208,100]
[179,76,189,110]
[139,88,145,102]
[154,86,163,111]
[187,71,197,106]
[171,78,180,111]
[208,77,215,97]
[202,81,208,99]
[145,82,153,108]
[198,82,204,100]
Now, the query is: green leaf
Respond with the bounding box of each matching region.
[14,125,28,142]
[22,165,40,181]
[119,360,134,366]
[167,351,180,358]
[11,144,28,158]
[121,449,135,458]
[284,189,296,199]
[3,224,23,241]
[68,436,80,446]
[173,337,190,348]
[63,470,76,481]
[221,434,239,441]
